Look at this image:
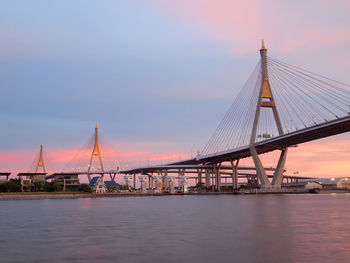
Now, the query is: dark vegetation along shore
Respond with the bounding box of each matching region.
[0,192,92,200]
[0,178,92,193]
[0,192,173,201]
[0,178,136,200]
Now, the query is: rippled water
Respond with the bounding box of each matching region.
[1,194,350,263]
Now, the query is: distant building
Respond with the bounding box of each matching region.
[313,177,350,189]
[17,173,47,192]
[89,177,122,193]
[104,180,121,192]
[284,177,350,190]
[0,173,10,182]
[283,181,322,190]
[45,173,80,191]
[104,180,120,188]
[89,176,106,193]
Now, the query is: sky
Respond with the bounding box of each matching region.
[1,0,350,177]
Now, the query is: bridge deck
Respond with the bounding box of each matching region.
[171,115,350,165]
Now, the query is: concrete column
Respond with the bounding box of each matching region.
[197,169,202,186]
[205,169,210,188]
[231,159,240,190]
[133,173,136,189]
[163,170,168,191]
[272,148,288,188]
[214,163,222,191]
[217,169,221,191]
[250,146,271,189]
[110,173,116,181]
[211,171,216,191]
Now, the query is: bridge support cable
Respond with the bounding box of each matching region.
[270,61,347,115]
[268,71,309,130]
[267,57,350,131]
[201,62,261,155]
[270,67,320,127]
[269,63,337,122]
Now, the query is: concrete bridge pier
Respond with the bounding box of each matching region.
[205,169,210,189]
[148,174,152,190]
[197,169,202,186]
[272,148,288,189]
[214,163,222,191]
[250,146,272,189]
[133,173,136,189]
[231,159,240,190]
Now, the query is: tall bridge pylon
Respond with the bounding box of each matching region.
[35,144,46,173]
[87,124,104,182]
[250,40,287,189]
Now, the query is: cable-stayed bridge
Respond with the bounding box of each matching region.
[120,40,350,190]
[17,40,350,191]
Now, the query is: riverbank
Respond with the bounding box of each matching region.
[0,192,92,200]
[1,189,349,200]
[0,192,170,200]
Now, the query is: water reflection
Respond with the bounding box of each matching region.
[0,194,350,263]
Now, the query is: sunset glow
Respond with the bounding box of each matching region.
[1,0,350,179]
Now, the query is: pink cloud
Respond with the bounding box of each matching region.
[0,140,191,175]
[147,0,350,57]
[0,151,33,169]
[239,136,350,178]
[285,137,350,178]
[2,135,349,180]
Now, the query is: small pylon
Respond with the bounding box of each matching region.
[87,124,104,182]
[35,144,46,173]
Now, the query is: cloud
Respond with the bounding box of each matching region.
[0,139,192,174]
[147,0,350,57]
[2,135,349,180]
[1,0,350,182]
[228,134,350,178]
[285,137,350,177]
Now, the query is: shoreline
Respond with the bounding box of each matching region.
[0,192,167,201]
[0,189,349,201]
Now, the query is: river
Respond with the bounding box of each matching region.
[1,194,350,262]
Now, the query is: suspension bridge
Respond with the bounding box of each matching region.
[7,40,350,192]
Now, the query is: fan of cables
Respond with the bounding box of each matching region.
[201,57,350,156]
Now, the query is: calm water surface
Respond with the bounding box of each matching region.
[1,194,350,263]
